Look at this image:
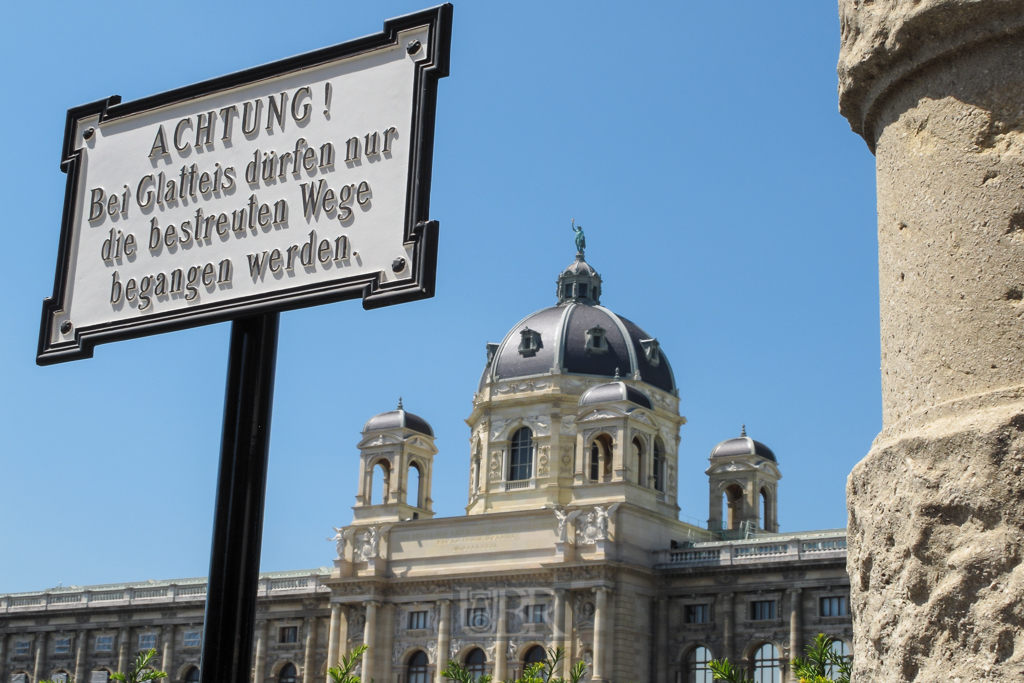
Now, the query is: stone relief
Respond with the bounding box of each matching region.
[329,526,347,559]
[578,410,620,423]
[495,380,551,395]
[559,447,573,475]
[427,640,438,663]
[632,412,655,427]
[575,504,619,544]
[551,506,582,543]
[393,642,407,664]
[354,526,383,561]
[574,593,596,626]
[560,416,577,435]
[537,447,550,476]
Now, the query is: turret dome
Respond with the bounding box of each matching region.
[362,399,434,437]
[710,426,776,462]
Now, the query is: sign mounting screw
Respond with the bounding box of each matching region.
[407,40,421,55]
[392,257,407,273]
[60,321,73,334]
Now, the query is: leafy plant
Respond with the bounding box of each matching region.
[440,646,586,683]
[790,634,851,683]
[110,650,168,683]
[328,644,369,683]
[708,634,851,683]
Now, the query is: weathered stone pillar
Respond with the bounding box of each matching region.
[303,617,317,683]
[494,594,508,682]
[117,628,129,675]
[562,591,575,680]
[161,625,175,680]
[838,3,1024,680]
[551,590,567,663]
[720,592,734,662]
[253,621,268,683]
[656,597,668,683]
[380,604,395,683]
[327,604,342,668]
[591,587,611,683]
[787,588,802,663]
[73,631,85,683]
[32,633,45,683]
[363,601,379,683]
[435,600,451,683]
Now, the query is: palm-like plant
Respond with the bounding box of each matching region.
[789,634,851,683]
[110,650,168,683]
[327,644,369,683]
[440,646,586,683]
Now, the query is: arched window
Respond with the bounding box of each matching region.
[409,462,423,508]
[509,428,533,481]
[760,488,767,529]
[278,663,297,683]
[652,440,664,492]
[685,647,713,683]
[184,668,200,683]
[465,648,487,681]
[589,442,600,481]
[826,640,851,680]
[407,650,429,683]
[372,460,391,505]
[724,484,744,530]
[632,437,644,486]
[752,644,780,683]
[524,645,547,666]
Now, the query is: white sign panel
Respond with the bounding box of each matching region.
[39,5,451,364]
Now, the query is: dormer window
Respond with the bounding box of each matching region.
[563,284,574,299]
[585,326,609,355]
[518,328,542,357]
[578,283,589,299]
[640,338,661,366]
[486,342,500,365]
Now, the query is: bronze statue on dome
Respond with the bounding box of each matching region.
[571,218,586,255]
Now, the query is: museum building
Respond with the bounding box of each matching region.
[1,252,851,683]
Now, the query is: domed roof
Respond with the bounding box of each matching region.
[710,427,776,462]
[362,400,433,437]
[478,253,676,394]
[579,381,652,409]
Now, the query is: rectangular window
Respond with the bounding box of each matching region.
[524,604,546,624]
[280,626,298,644]
[466,607,487,628]
[138,633,157,650]
[578,283,589,298]
[820,596,848,617]
[684,604,709,624]
[14,640,31,655]
[54,637,72,654]
[95,635,114,652]
[750,600,776,621]
[91,672,109,683]
[183,630,202,648]
[408,611,428,630]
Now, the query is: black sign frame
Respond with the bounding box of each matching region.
[38,4,452,366]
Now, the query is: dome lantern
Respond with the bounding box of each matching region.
[556,252,602,306]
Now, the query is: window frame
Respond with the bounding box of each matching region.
[466,607,488,629]
[686,646,714,683]
[13,639,31,655]
[684,603,710,624]
[819,596,848,617]
[752,643,781,683]
[183,630,202,648]
[279,625,299,644]
[95,634,114,653]
[54,637,72,655]
[407,650,430,683]
[138,632,157,650]
[524,604,546,624]
[408,610,429,630]
[278,663,298,683]
[509,428,534,481]
[750,600,776,621]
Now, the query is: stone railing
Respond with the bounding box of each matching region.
[654,531,847,569]
[0,569,330,614]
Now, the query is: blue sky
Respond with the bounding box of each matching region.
[0,2,878,594]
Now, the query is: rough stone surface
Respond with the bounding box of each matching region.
[839,2,1024,680]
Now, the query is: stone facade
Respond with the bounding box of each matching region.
[838,1,1024,680]
[1,253,851,683]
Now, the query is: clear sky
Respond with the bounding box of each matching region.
[0,1,878,594]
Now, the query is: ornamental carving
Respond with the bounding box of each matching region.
[560,416,577,435]
[538,447,550,476]
[578,410,620,423]
[632,412,655,427]
[354,526,383,561]
[495,380,551,395]
[575,504,619,544]
[559,447,573,475]
[428,640,438,663]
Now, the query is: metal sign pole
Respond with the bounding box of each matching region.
[199,312,280,683]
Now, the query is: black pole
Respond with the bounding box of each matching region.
[200,313,280,683]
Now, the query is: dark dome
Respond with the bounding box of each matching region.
[363,404,433,437]
[478,253,677,395]
[710,433,776,462]
[579,381,652,409]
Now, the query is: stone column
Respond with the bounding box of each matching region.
[562,592,574,680]
[787,589,802,665]
[327,604,342,667]
[73,632,85,683]
[363,601,379,683]
[656,597,668,683]
[304,618,318,683]
[720,593,734,662]
[253,621,268,683]
[591,588,611,683]
[838,3,1024,680]
[551,590,566,656]
[117,628,129,676]
[337,607,349,661]
[435,600,451,683]
[380,604,395,683]
[161,626,175,681]
[33,633,45,683]
[494,594,508,682]
[0,634,6,682]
